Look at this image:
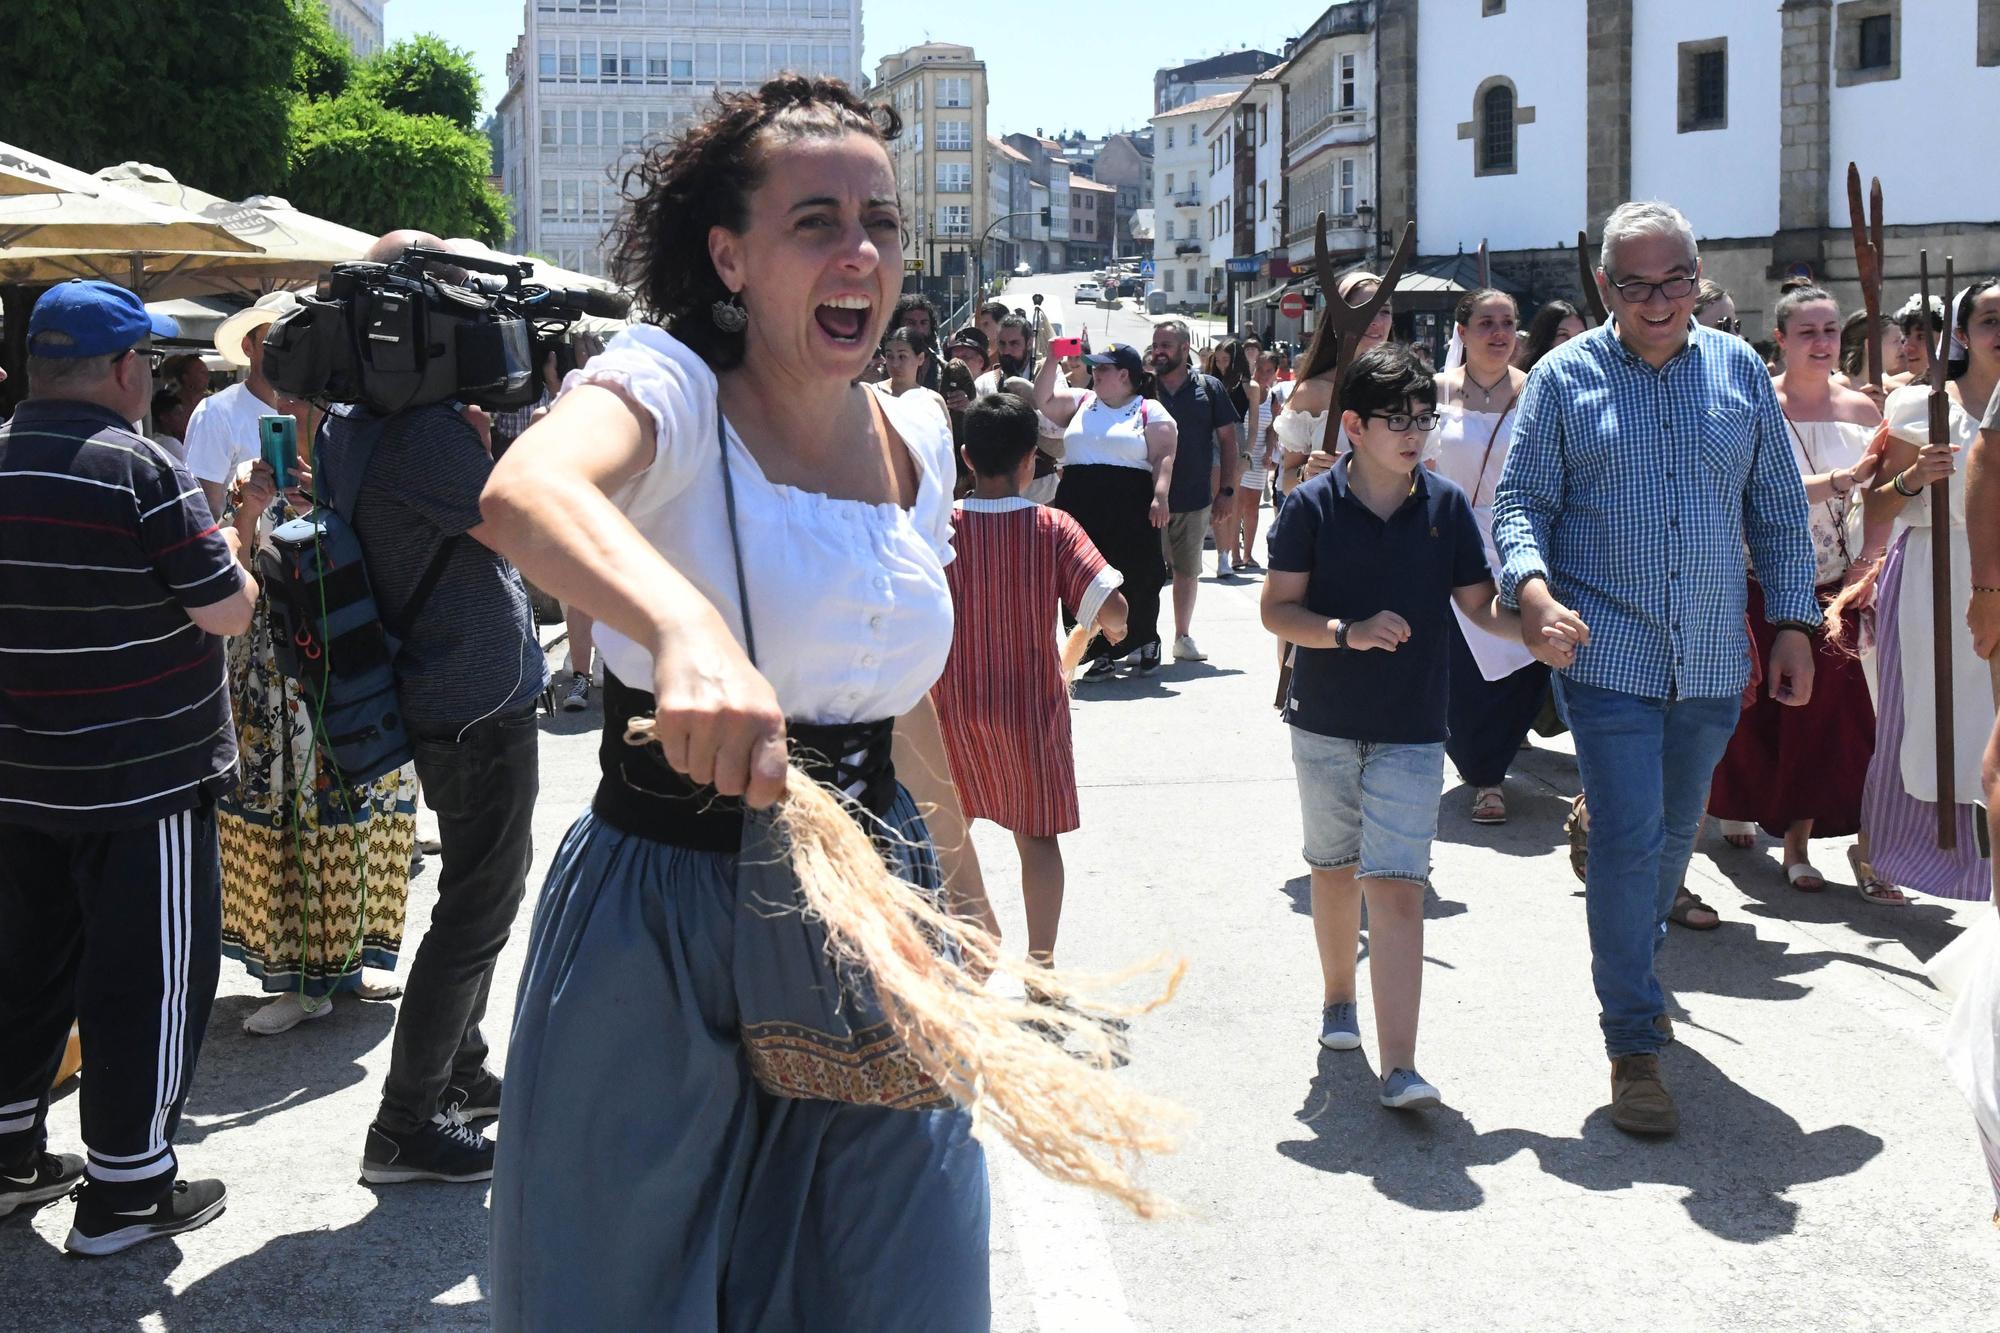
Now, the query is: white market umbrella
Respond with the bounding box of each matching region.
[0,143,255,256]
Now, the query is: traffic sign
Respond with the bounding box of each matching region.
[1279,291,1307,320]
[904,259,924,273]
[1139,259,1155,277]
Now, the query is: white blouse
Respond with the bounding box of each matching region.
[562,325,957,725]
[1061,392,1160,471]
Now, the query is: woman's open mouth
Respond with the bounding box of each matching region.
[814,295,871,344]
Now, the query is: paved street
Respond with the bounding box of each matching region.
[7,557,1999,1330]
[990,271,1229,354]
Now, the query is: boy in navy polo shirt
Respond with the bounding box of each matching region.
[1261,344,1577,1111]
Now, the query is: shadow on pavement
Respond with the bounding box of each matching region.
[175,993,396,1146]
[1695,842,1967,968]
[1432,780,1570,859]
[1,1193,489,1331]
[1278,1044,1884,1242]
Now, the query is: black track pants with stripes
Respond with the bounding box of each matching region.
[0,803,221,1209]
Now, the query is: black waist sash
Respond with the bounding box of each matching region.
[592,669,898,852]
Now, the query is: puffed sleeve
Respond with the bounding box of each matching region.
[1881,383,1933,448]
[1273,408,1326,454]
[879,385,959,570]
[557,324,718,522]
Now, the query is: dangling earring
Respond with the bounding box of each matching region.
[711,292,747,333]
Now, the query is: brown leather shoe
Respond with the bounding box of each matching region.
[1609,1053,1679,1136]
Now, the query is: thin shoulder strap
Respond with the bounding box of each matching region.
[715,406,758,667]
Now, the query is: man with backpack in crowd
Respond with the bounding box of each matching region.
[313,231,547,1186]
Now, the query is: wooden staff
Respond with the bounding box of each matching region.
[1845,164,1885,389]
[1278,215,1418,706]
[1922,250,1957,849]
[1575,230,1608,327]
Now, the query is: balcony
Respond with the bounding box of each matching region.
[1174,240,1203,256]
[1169,189,1201,208]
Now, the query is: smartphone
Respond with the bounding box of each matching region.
[258,415,295,491]
[1049,336,1084,360]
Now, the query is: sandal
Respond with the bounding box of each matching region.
[1719,819,1756,849]
[1564,794,1589,883]
[1471,786,1507,824]
[1784,862,1825,893]
[1668,886,1721,930]
[1847,847,1910,906]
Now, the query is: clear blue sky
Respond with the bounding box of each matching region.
[387,0,1320,139]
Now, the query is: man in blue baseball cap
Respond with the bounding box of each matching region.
[0,278,264,1254]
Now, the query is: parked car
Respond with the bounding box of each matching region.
[1073,281,1105,304]
[1014,262,1033,277]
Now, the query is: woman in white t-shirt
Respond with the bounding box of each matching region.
[478,81,992,1330]
[1033,340,1178,678]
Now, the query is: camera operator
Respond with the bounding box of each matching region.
[0,281,261,1254]
[314,231,549,1185]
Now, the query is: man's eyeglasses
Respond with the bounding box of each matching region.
[127,343,168,373]
[1609,275,1698,304]
[1359,410,1440,433]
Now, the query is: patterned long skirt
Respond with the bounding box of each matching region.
[218,602,416,999]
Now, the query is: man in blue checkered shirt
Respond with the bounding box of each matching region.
[1492,202,1820,1139]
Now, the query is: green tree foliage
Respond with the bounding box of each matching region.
[0,0,300,201]
[286,93,508,245]
[291,0,354,101]
[353,35,482,127]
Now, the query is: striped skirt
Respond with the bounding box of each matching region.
[1858,535,1990,900]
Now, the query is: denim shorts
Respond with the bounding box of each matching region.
[1289,728,1445,884]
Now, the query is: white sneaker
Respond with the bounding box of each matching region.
[243,991,333,1036]
[1215,551,1232,578]
[1173,634,1207,662]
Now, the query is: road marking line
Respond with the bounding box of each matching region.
[992,1147,1137,1333]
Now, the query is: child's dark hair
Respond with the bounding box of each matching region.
[1339,343,1436,423]
[961,392,1040,476]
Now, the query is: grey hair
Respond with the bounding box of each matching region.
[26,353,117,392]
[1599,201,1698,275]
[1156,318,1190,346]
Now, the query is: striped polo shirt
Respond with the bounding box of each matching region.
[0,399,243,830]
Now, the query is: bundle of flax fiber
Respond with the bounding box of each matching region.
[625,716,1185,1215]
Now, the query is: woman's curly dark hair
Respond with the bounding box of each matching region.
[611,75,901,371]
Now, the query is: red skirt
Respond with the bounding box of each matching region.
[1707,579,1875,837]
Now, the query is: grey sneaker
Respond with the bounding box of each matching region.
[1318,1001,1361,1051]
[1379,1068,1441,1111]
[560,671,591,712]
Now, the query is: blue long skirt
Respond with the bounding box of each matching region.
[490,791,992,1331]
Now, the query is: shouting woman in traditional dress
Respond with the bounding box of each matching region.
[1425,288,1544,825]
[1854,279,2000,902]
[478,78,996,1329]
[1706,285,1891,900]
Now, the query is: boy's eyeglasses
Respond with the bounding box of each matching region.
[1358,410,1440,433]
[127,343,168,372]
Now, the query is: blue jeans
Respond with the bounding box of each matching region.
[1558,679,1741,1058]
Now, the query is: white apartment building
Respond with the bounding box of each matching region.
[494,0,864,278]
[1270,1,1378,341]
[1149,91,1233,311]
[321,0,387,58]
[1413,0,2000,335]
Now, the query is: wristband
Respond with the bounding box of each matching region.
[1975,586,2000,596]
[1892,469,1922,498]
[1773,619,1819,638]
[1830,470,1853,497]
[1334,619,1351,650]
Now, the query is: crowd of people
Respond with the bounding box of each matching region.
[1,71,1995,1328]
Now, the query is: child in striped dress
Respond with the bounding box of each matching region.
[934,394,1127,967]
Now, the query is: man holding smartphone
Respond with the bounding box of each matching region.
[1150,320,1241,664]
